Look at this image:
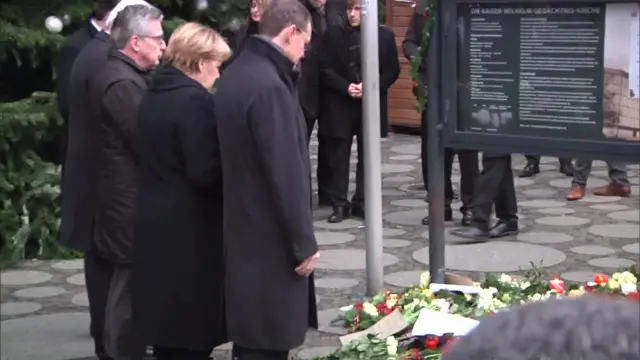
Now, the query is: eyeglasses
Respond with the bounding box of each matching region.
[138,34,165,44]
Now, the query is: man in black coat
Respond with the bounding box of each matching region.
[56,0,119,166]
[85,5,165,359]
[402,1,479,226]
[214,1,319,359]
[318,0,400,223]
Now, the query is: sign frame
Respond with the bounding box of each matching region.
[441,0,640,163]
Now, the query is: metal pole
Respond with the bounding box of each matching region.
[427,0,446,284]
[361,0,384,296]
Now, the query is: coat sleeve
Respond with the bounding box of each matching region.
[380,29,400,91]
[402,12,422,62]
[249,85,318,264]
[318,29,351,95]
[177,93,221,190]
[56,43,81,121]
[102,79,145,156]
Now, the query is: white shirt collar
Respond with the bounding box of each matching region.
[90,18,102,32]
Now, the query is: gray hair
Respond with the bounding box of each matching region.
[110,4,163,49]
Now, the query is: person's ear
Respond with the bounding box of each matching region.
[285,24,297,43]
[198,59,206,73]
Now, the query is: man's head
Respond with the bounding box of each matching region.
[442,297,640,360]
[110,5,166,70]
[259,0,312,63]
[347,0,361,27]
[104,0,152,32]
[93,0,119,28]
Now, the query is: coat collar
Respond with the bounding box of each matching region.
[108,48,149,78]
[245,35,298,90]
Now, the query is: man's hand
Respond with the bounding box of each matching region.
[295,251,320,277]
[348,83,362,98]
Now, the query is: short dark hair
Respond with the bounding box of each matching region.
[93,0,119,21]
[442,297,640,360]
[259,0,312,37]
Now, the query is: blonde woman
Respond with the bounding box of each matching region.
[132,22,231,360]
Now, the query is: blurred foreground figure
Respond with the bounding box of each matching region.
[443,297,640,360]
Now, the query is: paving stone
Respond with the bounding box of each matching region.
[548,177,608,189]
[588,223,640,239]
[315,231,356,245]
[579,195,622,203]
[13,286,66,299]
[382,164,415,174]
[389,155,419,160]
[1,301,43,316]
[316,249,398,270]
[390,144,420,155]
[607,210,639,222]
[592,160,608,168]
[590,204,629,211]
[383,239,412,248]
[384,270,423,288]
[421,227,483,244]
[627,164,640,170]
[297,346,338,359]
[382,189,408,196]
[314,219,363,230]
[622,243,640,255]
[383,175,414,183]
[1,270,52,286]
[51,260,84,270]
[587,257,637,268]
[0,312,93,360]
[66,274,86,286]
[390,199,426,207]
[519,200,567,208]
[317,308,349,335]
[412,241,566,272]
[522,188,557,197]
[383,228,406,236]
[71,292,89,307]
[315,278,359,289]
[536,207,575,215]
[384,210,427,226]
[569,245,616,256]
[517,231,574,244]
[560,271,598,283]
[513,178,535,187]
[535,216,591,226]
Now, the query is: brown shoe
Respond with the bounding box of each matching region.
[593,182,631,197]
[566,184,585,201]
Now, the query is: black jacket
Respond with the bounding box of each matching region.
[59,31,112,253]
[214,36,318,351]
[132,65,226,351]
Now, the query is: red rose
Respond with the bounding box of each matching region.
[425,336,438,350]
[354,303,363,310]
[626,291,640,301]
[549,277,565,295]
[593,274,608,285]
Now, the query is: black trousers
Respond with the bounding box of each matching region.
[232,344,288,360]
[85,251,115,359]
[324,134,364,208]
[470,155,518,228]
[420,111,479,212]
[525,155,570,165]
[154,347,212,360]
[307,117,330,200]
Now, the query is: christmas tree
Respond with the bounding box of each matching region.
[0,0,249,267]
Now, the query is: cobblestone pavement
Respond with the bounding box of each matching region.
[2,133,639,360]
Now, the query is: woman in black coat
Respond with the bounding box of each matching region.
[132,23,231,360]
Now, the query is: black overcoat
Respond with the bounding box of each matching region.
[317,25,400,139]
[59,31,112,252]
[87,49,148,263]
[132,65,226,351]
[214,36,319,351]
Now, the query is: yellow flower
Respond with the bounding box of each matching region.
[362,302,378,317]
[419,271,431,288]
[607,279,621,290]
[612,272,638,285]
[499,274,513,283]
[386,294,399,308]
[386,336,398,355]
[568,289,584,297]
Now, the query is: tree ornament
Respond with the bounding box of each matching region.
[62,14,72,26]
[45,15,64,33]
[195,0,209,12]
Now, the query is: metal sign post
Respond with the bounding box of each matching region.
[360,0,384,296]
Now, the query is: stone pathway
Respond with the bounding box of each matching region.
[2,132,639,360]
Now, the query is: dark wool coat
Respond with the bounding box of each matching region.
[87,49,148,263]
[214,36,319,351]
[317,24,400,139]
[132,65,226,351]
[59,31,112,253]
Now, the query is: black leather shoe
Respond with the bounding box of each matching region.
[328,207,349,223]
[422,207,453,225]
[559,160,574,177]
[351,206,365,219]
[460,210,473,226]
[488,221,519,238]
[519,162,540,177]
[452,226,488,240]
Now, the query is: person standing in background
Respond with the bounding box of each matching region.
[298,0,347,206]
[566,160,632,200]
[214,1,319,359]
[318,0,399,223]
[519,155,574,178]
[402,1,479,226]
[87,5,165,359]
